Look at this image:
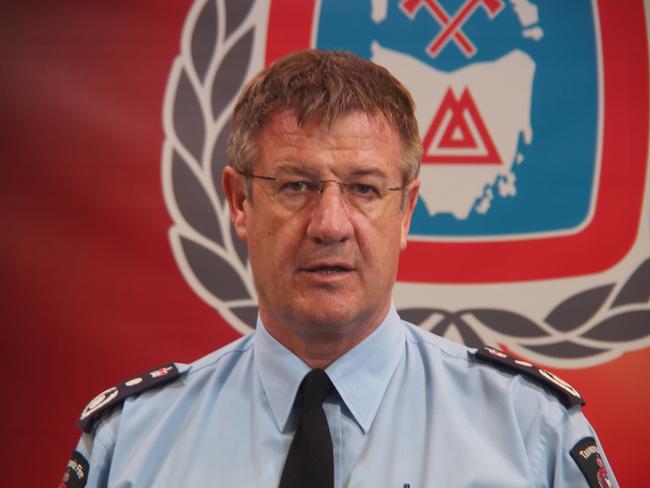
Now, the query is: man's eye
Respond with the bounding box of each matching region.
[349,183,380,197]
[281,180,308,192]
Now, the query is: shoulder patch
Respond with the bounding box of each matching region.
[570,437,614,488]
[77,363,180,433]
[59,450,89,488]
[474,346,584,408]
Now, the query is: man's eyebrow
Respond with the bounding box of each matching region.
[272,163,390,180]
[273,163,320,178]
[346,167,389,179]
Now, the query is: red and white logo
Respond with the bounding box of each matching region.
[399,0,505,59]
[162,0,650,368]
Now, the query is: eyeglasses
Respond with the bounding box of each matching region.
[236,168,404,215]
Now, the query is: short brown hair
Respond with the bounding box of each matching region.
[227,49,421,182]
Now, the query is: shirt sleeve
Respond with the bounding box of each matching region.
[67,409,120,488]
[533,405,618,487]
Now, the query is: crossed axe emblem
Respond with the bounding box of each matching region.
[400,0,504,58]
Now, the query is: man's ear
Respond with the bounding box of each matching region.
[400,178,420,251]
[222,166,248,241]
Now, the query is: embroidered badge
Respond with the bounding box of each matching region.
[58,450,89,488]
[77,363,180,432]
[570,437,613,488]
[474,346,584,408]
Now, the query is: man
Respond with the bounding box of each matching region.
[62,50,617,487]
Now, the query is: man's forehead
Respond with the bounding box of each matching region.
[251,110,405,180]
[261,109,397,139]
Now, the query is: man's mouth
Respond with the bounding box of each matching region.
[302,263,354,275]
[309,266,349,275]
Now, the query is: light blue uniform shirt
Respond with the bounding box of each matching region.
[75,306,617,487]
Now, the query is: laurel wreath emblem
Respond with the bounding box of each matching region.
[162,0,650,365]
[400,258,650,366]
[162,0,259,334]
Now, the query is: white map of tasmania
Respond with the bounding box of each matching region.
[371,0,542,220]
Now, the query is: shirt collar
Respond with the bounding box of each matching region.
[254,318,311,433]
[254,304,405,434]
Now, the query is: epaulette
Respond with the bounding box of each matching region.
[474,346,584,408]
[77,363,180,433]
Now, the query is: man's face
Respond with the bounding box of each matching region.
[225,110,419,344]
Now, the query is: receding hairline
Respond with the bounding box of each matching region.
[253,109,413,176]
[227,49,422,183]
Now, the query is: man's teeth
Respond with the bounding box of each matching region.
[313,266,346,274]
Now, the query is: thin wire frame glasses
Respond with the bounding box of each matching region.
[236,168,404,215]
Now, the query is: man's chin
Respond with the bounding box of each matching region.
[291,296,381,334]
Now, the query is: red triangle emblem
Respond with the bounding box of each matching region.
[422,87,502,164]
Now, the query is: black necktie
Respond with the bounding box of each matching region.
[279,369,334,488]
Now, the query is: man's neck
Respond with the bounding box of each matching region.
[259,306,391,368]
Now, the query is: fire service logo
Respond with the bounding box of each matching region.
[162,0,650,367]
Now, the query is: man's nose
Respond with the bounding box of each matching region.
[306,182,354,244]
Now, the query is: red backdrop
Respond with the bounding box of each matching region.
[1,1,648,486]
